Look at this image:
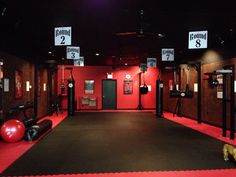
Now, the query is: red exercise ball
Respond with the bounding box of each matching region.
[1,119,25,143]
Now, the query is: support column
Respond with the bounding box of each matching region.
[156,79,163,118]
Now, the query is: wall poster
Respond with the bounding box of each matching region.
[84,80,94,94]
[37,74,41,97]
[15,70,23,99]
[124,80,133,94]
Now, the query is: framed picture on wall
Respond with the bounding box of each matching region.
[124,80,133,94]
[15,70,23,99]
[37,74,41,97]
[84,80,94,94]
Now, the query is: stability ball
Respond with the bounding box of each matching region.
[1,119,25,143]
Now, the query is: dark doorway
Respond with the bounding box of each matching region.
[102,80,117,110]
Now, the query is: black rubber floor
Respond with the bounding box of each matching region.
[2,112,235,176]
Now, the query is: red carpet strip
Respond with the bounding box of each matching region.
[14,169,236,177]
[163,112,236,146]
[0,112,67,173]
[76,109,156,113]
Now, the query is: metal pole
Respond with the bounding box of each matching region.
[222,74,227,137]
[156,79,163,118]
[34,63,38,118]
[197,63,202,124]
[48,67,53,116]
[137,72,143,110]
[230,66,235,140]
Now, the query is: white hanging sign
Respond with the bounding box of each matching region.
[188,30,208,49]
[67,46,80,59]
[162,48,174,61]
[54,27,72,46]
[74,56,84,66]
[147,58,157,67]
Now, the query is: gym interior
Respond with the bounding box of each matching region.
[0,1,236,177]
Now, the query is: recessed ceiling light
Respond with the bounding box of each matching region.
[1,7,6,17]
[157,33,165,38]
[48,51,52,54]
[95,53,100,56]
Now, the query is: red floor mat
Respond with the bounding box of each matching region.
[17,169,236,177]
[1,111,236,177]
[0,112,67,173]
[164,112,236,146]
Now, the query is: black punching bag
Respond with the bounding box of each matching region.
[67,79,75,116]
[156,79,163,118]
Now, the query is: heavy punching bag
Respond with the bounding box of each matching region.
[156,79,163,118]
[24,119,53,141]
[67,78,75,116]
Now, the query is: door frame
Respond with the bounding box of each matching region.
[102,79,117,110]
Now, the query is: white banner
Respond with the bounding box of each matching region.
[188,31,208,49]
[54,27,72,46]
[67,46,80,59]
[74,56,84,66]
[162,48,174,61]
[147,58,157,68]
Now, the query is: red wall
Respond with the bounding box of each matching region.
[57,65,159,110]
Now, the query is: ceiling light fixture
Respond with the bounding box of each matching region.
[218,37,224,44]
[157,33,165,38]
[95,53,100,56]
[1,7,6,16]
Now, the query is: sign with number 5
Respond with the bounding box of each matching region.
[54,27,72,46]
[188,30,208,49]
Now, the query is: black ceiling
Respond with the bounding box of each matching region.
[1,0,236,66]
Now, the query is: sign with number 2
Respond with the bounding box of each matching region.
[54,27,72,46]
